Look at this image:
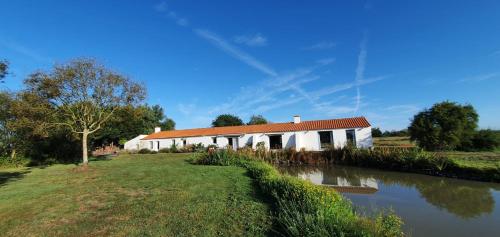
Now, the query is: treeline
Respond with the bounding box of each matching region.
[371,128,408,137]
[0,58,175,166]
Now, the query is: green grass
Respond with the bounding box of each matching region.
[373,136,415,147]
[0,153,272,236]
[440,151,500,169]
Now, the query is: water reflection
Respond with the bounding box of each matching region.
[280,165,500,219]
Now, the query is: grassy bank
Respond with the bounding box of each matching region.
[0,153,272,236]
[192,150,404,237]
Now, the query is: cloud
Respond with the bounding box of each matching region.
[317,58,336,65]
[459,72,500,83]
[311,76,384,99]
[178,103,197,115]
[385,104,420,114]
[303,41,336,50]
[354,33,368,112]
[194,29,277,77]
[234,33,268,47]
[0,40,52,63]
[154,1,189,26]
[167,11,189,26]
[153,4,385,126]
[154,1,168,12]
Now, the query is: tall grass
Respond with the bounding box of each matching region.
[192,150,404,237]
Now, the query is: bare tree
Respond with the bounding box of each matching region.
[25,58,146,165]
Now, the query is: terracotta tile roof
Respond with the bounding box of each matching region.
[142,116,370,140]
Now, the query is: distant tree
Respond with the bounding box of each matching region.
[0,60,8,82]
[160,118,176,131]
[371,127,383,137]
[382,129,409,137]
[92,104,175,148]
[0,92,13,157]
[23,58,145,166]
[408,101,478,151]
[150,104,176,131]
[469,129,500,151]
[247,115,268,125]
[212,114,243,127]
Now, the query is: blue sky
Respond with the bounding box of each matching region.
[1,1,500,130]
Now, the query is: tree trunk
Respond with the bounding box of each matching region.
[10,148,16,160]
[82,129,89,166]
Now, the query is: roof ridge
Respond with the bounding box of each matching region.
[156,116,367,133]
[142,116,370,140]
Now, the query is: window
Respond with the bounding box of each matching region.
[149,141,153,149]
[319,131,333,149]
[346,129,356,147]
[212,137,217,144]
[157,141,160,150]
[228,137,233,147]
[269,135,282,149]
[183,139,187,147]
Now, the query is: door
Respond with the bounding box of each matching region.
[269,135,283,149]
[227,137,238,150]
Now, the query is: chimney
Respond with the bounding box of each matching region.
[154,127,161,133]
[293,115,301,124]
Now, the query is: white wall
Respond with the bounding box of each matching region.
[135,127,372,151]
[124,135,147,150]
[294,127,372,150]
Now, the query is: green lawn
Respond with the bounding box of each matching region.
[0,153,272,237]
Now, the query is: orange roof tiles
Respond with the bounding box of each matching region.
[142,117,370,140]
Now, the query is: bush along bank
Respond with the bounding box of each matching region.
[234,146,500,183]
[191,149,404,237]
[322,147,500,183]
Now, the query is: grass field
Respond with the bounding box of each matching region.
[0,153,272,237]
[374,136,500,170]
[373,136,416,147]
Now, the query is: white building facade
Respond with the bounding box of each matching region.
[125,116,373,152]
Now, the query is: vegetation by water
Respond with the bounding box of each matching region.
[374,137,500,170]
[323,147,500,182]
[192,149,404,237]
[0,153,272,236]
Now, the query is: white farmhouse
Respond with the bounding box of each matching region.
[125,116,373,151]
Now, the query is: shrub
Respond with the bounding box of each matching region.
[169,144,178,153]
[138,148,151,154]
[0,156,31,168]
[193,143,206,153]
[158,148,171,153]
[207,144,217,151]
[469,129,499,151]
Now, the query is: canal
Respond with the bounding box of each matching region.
[279,165,500,237]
